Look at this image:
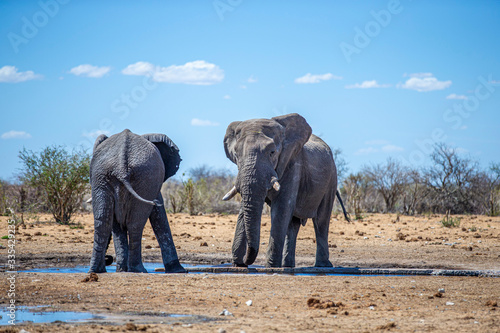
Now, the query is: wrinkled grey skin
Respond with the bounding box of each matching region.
[89,129,185,273]
[224,113,341,268]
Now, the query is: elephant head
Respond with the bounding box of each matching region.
[223,113,312,265]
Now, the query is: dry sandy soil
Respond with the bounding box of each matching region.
[1,212,500,332]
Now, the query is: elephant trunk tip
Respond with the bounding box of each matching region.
[243,246,258,266]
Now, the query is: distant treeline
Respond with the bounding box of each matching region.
[1,143,499,223]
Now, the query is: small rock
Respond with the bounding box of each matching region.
[218,329,227,333]
[246,300,253,306]
[446,302,455,306]
[219,309,233,316]
[438,288,445,293]
[200,242,208,247]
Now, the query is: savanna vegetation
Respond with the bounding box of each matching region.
[1,143,499,224]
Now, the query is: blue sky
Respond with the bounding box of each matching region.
[1,0,499,181]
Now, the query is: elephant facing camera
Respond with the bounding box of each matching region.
[223,113,350,268]
[88,129,185,274]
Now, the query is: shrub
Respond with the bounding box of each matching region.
[18,146,90,224]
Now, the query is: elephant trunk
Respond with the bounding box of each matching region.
[236,160,270,266]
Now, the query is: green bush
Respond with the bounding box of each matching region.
[19,146,90,224]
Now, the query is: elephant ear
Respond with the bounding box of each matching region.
[93,134,108,154]
[224,121,242,165]
[272,113,312,178]
[142,133,181,181]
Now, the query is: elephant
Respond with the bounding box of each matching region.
[88,129,185,273]
[222,113,350,268]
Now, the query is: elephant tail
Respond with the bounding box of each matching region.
[120,178,163,207]
[336,190,351,222]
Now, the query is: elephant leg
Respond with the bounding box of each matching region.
[112,217,129,272]
[282,216,302,268]
[312,194,334,267]
[89,190,114,273]
[149,193,186,273]
[126,209,149,273]
[232,209,248,267]
[266,201,295,267]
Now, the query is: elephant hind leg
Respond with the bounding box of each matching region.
[126,207,150,273]
[149,193,185,273]
[312,192,334,268]
[282,216,303,268]
[112,216,129,272]
[89,190,114,273]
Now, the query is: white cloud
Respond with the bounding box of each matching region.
[381,144,404,152]
[122,60,224,85]
[121,61,155,76]
[69,64,111,78]
[0,66,42,83]
[240,85,247,89]
[191,118,220,127]
[247,75,258,83]
[223,95,231,99]
[1,130,31,139]
[345,80,390,89]
[82,130,110,140]
[399,73,451,92]
[446,93,468,100]
[294,73,342,84]
[489,80,500,84]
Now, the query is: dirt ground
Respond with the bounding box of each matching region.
[1,212,500,332]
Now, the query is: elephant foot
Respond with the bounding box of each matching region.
[128,264,148,273]
[116,265,128,272]
[164,259,186,273]
[89,266,106,273]
[232,263,248,268]
[314,260,333,268]
[105,255,114,266]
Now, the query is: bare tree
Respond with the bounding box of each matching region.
[332,148,348,184]
[363,158,409,213]
[342,172,370,219]
[424,143,483,214]
[479,163,500,216]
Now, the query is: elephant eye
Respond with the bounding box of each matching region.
[270,150,276,156]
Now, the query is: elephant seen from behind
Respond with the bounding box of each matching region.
[89,129,185,273]
[222,113,350,268]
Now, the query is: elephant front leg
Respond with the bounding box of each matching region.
[282,217,302,268]
[232,209,248,267]
[112,218,129,272]
[149,194,186,273]
[266,202,295,268]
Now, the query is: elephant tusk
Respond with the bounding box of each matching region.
[86,197,93,204]
[222,186,238,201]
[271,177,280,191]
